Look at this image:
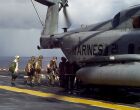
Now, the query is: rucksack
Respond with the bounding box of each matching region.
[35,61,41,70]
[9,62,16,73]
[25,63,32,73]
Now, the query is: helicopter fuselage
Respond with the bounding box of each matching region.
[35,0,140,87]
[42,29,140,62]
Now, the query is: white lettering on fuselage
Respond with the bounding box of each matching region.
[70,43,118,56]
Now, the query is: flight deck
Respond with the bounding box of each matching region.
[0,71,139,110]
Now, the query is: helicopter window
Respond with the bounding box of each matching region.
[132,16,140,28]
[112,12,120,28]
[128,43,135,54]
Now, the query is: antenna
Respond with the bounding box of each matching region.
[31,0,44,26]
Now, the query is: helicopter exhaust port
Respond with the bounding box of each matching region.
[62,28,68,32]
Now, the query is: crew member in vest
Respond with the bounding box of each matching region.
[35,55,43,85]
[25,56,35,86]
[30,56,36,85]
[50,57,58,73]
[46,64,54,85]
[10,55,20,86]
[49,57,58,85]
[25,59,31,85]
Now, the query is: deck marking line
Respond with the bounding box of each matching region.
[0,85,139,110]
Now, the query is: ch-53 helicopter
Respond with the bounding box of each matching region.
[35,0,140,87]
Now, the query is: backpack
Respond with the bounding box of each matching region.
[35,61,41,70]
[25,63,32,73]
[9,62,16,73]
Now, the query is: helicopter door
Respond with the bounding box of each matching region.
[128,43,135,54]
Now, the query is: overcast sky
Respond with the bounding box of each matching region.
[0,0,140,57]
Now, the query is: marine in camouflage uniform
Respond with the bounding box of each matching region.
[48,57,58,85]
[35,55,43,85]
[25,56,36,86]
[10,55,20,86]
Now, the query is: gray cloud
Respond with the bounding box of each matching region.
[0,28,64,57]
[0,0,46,29]
[0,29,40,56]
[0,0,140,30]
[0,0,29,3]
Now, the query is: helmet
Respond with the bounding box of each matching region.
[15,55,20,59]
[31,56,35,61]
[39,55,43,59]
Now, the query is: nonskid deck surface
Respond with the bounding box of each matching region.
[0,71,139,110]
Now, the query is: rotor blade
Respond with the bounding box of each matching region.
[63,6,71,28]
[35,0,55,6]
[61,0,68,5]
[59,0,68,11]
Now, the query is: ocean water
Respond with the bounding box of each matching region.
[0,57,61,70]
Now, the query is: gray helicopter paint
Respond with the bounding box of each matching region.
[37,3,140,63]
[56,5,140,36]
[39,4,140,52]
[40,0,60,36]
[68,5,140,32]
[77,62,140,87]
[60,30,140,62]
[80,54,140,63]
[37,1,140,40]
[35,1,140,87]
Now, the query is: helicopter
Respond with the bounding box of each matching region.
[35,0,140,87]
